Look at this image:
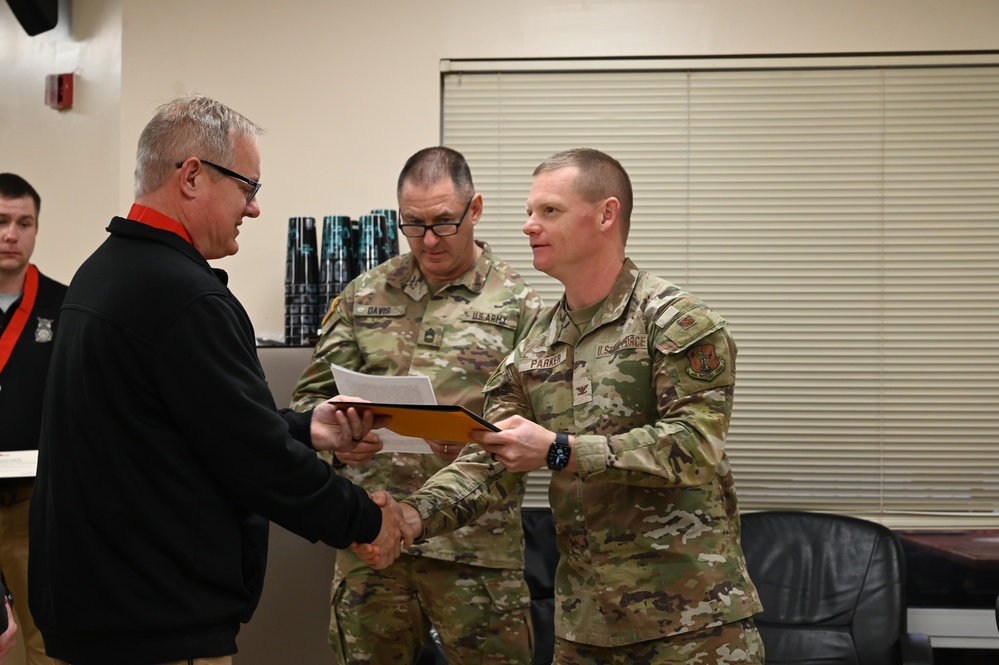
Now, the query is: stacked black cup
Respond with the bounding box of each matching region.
[319,215,353,311]
[284,207,397,346]
[284,216,321,346]
[355,214,384,278]
[371,208,399,262]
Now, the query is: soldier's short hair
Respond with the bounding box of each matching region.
[397,146,475,200]
[534,148,633,241]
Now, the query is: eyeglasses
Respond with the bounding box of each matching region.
[398,195,473,238]
[175,159,261,204]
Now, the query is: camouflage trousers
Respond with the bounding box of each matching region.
[330,549,534,665]
[553,618,764,665]
[57,660,230,665]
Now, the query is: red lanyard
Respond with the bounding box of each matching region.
[0,264,39,377]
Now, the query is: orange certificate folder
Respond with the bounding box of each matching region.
[334,402,499,442]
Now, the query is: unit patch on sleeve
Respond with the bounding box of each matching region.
[686,344,725,381]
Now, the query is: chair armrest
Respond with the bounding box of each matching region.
[900,632,934,665]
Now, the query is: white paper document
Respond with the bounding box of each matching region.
[331,363,436,453]
[0,450,38,478]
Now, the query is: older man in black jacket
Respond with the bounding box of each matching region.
[29,96,411,665]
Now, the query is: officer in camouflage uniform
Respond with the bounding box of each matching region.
[292,147,543,664]
[388,148,764,664]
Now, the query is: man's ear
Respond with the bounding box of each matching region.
[599,197,621,233]
[176,158,201,200]
[468,191,484,226]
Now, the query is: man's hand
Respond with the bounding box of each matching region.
[399,501,424,543]
[310,396,391,453]
[0,596,17,663]
[424,438,466,463]
[333,434,384,466]
[348,491,416,570]
[471,415,564,473]
[350,492,424,568]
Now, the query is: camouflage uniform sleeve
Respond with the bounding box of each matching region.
[289,288,360,413]
[481,349,536,424]
[404,349,533,540]
[403,449,524,540]
[574,300,737,488]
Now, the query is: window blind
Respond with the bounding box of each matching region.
[441,57,999,529]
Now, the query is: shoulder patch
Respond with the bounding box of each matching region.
[321,296,341,327]
[656,301,726,353]
[686,343,725,381]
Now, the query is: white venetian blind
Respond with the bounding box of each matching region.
[442,57,999,529]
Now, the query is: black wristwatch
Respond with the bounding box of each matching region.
[546,432,571,471]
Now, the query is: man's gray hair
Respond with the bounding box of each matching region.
[134,95,263,198]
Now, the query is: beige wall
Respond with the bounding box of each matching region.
[3,0,998,338]
[2,2,999,663]
[0,0,121,283]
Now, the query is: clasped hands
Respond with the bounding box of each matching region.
[351,492,424,569]
[314,404,558,569]
[349,416,562,570]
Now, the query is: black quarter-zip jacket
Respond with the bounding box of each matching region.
[29,217,382,665]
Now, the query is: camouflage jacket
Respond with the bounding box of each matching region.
[405,258,762,646]
[292,240,542,568]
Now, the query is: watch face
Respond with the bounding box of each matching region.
[547,438,571,470]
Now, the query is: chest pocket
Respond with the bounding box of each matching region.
[430,307,522,353]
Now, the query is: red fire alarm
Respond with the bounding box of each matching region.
[45,73,74,110]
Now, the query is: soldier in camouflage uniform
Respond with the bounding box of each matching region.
[382,148,764,663]
[291,147,543,664]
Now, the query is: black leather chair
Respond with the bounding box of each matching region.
[418,508,558,665]
[740,510,933,665]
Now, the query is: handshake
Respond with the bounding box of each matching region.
[309,396,449,568]
[351,491,423,569]
[309,396,558,571]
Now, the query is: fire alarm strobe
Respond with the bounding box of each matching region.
[45,73,73,110]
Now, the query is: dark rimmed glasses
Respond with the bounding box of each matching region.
[176,158,261,204]
[398,195,473,238]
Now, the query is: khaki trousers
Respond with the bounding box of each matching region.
[0,491,56,665]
